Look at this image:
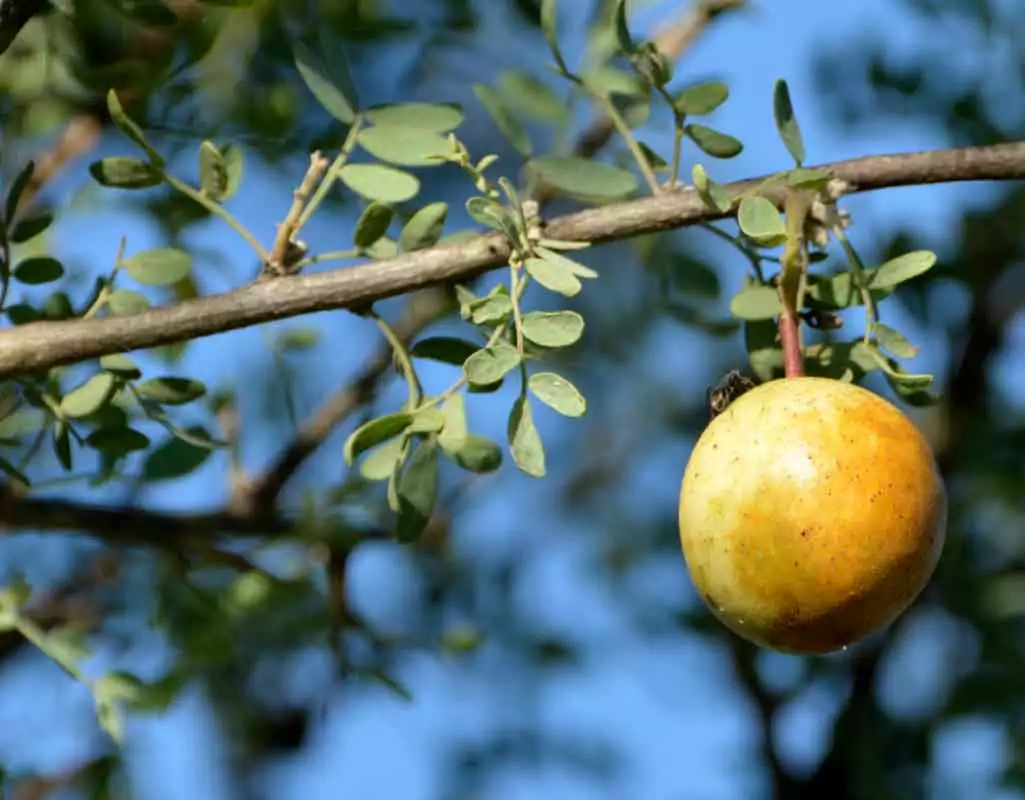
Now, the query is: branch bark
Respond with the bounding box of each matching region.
[1,142,1023,380]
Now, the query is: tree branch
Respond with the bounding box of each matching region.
[1,142,1022,380]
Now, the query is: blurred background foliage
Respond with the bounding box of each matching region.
[0,0,1024,798]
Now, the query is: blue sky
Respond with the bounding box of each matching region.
[2,1,1022,798]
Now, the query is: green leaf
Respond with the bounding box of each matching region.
[86,426,150,455]
[637,141,669,172]
[541,0,570,75]
[365,102,463,132]
[873,323,919,359]
[524,257,581,297]
[360,436,406,481]
[684,125,743,158]
[219,143,244,200]
[142,429,213,482]
[339,164,420,204]
[730,285,781,320]
[364,667,414,701]
[469,292,513,326]
[0,408,46,440]
[106,290,151,315]
[737,196,787,246]
[123,247,192,286]
[61,373,116,418]
[353,202,394,248]
[409,408,446,434]
[508,395,545,477]
[106,90,162,164]
[744,319,784,382]
[463,341,521,386]
[675,81,729,115]
[292,32,360,124]
[136,377,206,405]
[0,455,28,487]
[356,126,450,167]
[869,251,937,289]
[772,79,805,166]
[450,434,503,473]
[11,212,53,243]
[365,237,398,260]
[13,257,63,285]
[465,197,517,238]
[89,157,162,189]
[277,327,321,351]
[5,161,34,221]
[411,336,479,365]
[528,372,586,417]
[521,310,585,348]
[199,141,228,199]
[583,66,646,98]
[53,421,72,471]
[4,305,38,325]
[473,84,533,156]
[787,167,831,189]
[534,246,598,278]
[396,438,438,543]
[497,70,566,123]
[400,202,447,252]
[99,354,141,379]
[343,412,413,464]
[613,0,635,53]
[529,156,637,200]
[437,393,468,453]
[96,696,125,745]
[42,628,90,670]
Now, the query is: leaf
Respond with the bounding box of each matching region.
[364,102,463,132]
[198,141,228,199]
[360,436,406,481]
[60,373,116,418]
[277,327,321,351]
[13,257,63,285]
[0,455,29,487]
[219,144,244,200]
[675,81,729,116]
[89,157,162,189]
[409,408,446,433]
[737,196,787,246]
[364,668,413,701]
[5,161,34,221]
[450,435,503,473]
[684,124,743,158]
[787,167,831,189]
[353,202,394,248]
[106,90,162,164]
[613,0,634,53]
[541,0,570,75]
[339,164,420,204]
[873,323,919,359]
[437,394,468,453]
[11,213,53,243]
[731,285,781,320]
[356,126,450,167]
[772,79,805,166]
[106,290,151,315]
[343,412,413,464]
[100,354,141,379]
[400,202,447,252]
[497,70,566,123]
[4,305,38,325]
[123,248,192,286]
[869,251,937,289]
[136,377,206,405]
[528,372,586,417]
[469,292,513,326]
[521,310,585,348]
[396,438,438,543]
[291,32,359,124]
[411,336,479,365]
[637,141,669,172]
[465,197,517,238]
[53,421,72,471]
[744,319,784,382]
[534,246,598,278]
[473,84,533,156]
[142,429,213,482]
[86,426,150,455]
[524,257,581,297]
[463,341,521,386]
[42,628,90,671]
[0,408,46,440]
[508,395,545,477]
[529,156,637,200]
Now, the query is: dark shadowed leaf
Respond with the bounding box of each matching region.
[451,435,503,473]
[684,124,743,158]
[343,412,413,464]
[396,438,438,542]
[53,421,72,471]
[5,161,34,221]
[143,429,214,481]
[11,213,53,243]
[411,336,479,366]
[13,257,63,285]
[87,426,150,455]
[354,202,394,248]
[400,202,448,251]
[137,377,206,405]
[772,79,805,166]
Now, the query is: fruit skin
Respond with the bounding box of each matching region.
[678,376,947,654]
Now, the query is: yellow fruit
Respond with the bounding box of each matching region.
[678,376,947,654]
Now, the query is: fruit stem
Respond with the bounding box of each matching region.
[779,191,811,379]
[779,311,805,377]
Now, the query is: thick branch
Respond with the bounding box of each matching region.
[1,142,1022,380]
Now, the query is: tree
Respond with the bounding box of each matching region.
[0,0,1022,797]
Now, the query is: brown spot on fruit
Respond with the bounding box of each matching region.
[677,377,947,655]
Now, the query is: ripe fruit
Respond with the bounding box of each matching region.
[678,376,947,654]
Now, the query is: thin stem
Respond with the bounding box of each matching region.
[655,85,685,188]
[297,115,365,229]
[596,95,662,195]
[371,311,421,410]
[163,173,269,262]
[509,261,525,356]
[834,225,878,344]
[699,222,767,283]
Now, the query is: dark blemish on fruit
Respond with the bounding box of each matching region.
[800,529,810,539]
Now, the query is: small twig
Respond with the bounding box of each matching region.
[266,151,331,274]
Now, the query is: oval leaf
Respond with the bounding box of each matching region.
[87,426,150,455]
[61,373,116,418]
[339,164,420,204]
[360,436,406,481]
[365,103,463,132]
[354,202,394,248]
[123,248,192,286]
[357,126,450,167]
[143,431,213,482]
[528,372,586,417]
[524,257,581,297]
[411,336,479,366]
[869,251,937,289]
[684,124,743,158]
[773,79,805,166]
[400,202,448,252]
[396,438,439,543]
[675,81,729,116]
[136,377,206,405]
[106,290,151,316]
[508,395,545,477]
[521,310,585,348]
[13,257,64,285]
[343,412,413,464]
[450,434,502,473]
[737,196,786,246]
[529,155,637,200]
[89,158,162,189]
[292,34,359,124]
[463,341,521,386]
[730,285,782,320]
[473,84,533,156]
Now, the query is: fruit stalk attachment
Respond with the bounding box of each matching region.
[779,191,811,378]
